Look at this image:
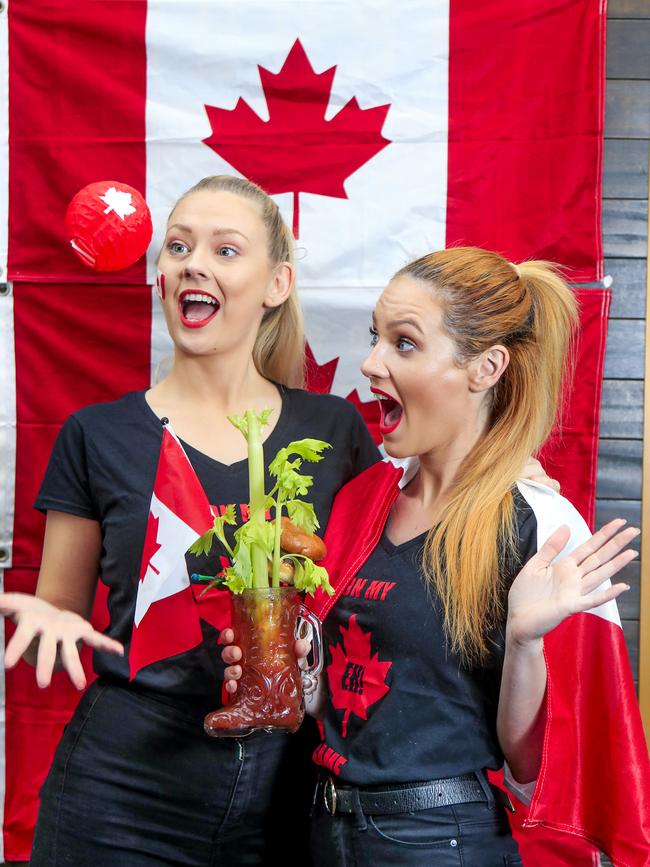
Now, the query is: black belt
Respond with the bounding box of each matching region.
[317,773,514,817]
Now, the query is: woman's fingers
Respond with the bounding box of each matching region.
[578,549,638,596]
[4,622,38,668]
[295,638,311,659]
[569,519,627,568]
[224,664,241,681]
[59,638,87,690]
[83,630,124,655]
[219,628,235,645]
[573,582,630,614]
[221,644,242,665]
[530,525,572,569]
[35,631,58,689]
[576,527,639,577]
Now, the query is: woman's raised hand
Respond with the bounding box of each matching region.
[506,519,639,645]
[0,593,124,690]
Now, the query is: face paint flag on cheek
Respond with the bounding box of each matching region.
[155,270,166,299]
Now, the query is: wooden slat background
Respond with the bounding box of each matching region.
[601,4,648,695]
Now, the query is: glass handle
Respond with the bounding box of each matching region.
[295,608,323,678]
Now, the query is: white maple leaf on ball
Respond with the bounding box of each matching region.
[99,187,136,220]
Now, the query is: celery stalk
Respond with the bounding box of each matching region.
[246,410,269,589]
[271,499,283,588]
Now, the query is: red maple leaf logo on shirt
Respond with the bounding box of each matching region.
[328,614,392,737]
[203,39,391,238]
[141,513,162,576]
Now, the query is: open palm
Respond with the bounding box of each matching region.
[507,519,638,643]
[0,593,123,690]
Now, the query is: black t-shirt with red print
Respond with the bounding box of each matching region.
[35,386,379,709]
[315,494,538,785]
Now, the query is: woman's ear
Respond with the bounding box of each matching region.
[467,345,510,393]
[263,262,294,308]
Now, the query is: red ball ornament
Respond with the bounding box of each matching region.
[65,180,153,272]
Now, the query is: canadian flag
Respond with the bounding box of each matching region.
[0,0,615,861]
[129,426,213,678]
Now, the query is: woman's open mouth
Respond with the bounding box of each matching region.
[372,388,403,435]
[178,291,220,328]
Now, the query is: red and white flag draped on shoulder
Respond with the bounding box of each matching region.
[129,425,212,678]
[306,461,650,867]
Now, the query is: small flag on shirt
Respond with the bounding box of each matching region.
[129,424,214,678]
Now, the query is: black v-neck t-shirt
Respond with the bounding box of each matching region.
[35,388,379,707]
[315,494,537,784]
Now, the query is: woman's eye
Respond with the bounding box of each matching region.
[168,241,189,255]
[369,327,379,347]
[218,246,237,258]
[397,337,416,352]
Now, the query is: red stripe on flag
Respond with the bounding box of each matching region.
[530,614,650,865]
[7,1,148,282]
[129,587,204,678]
[538,289,611,529]
[447,0,605,280]
[154,430,215,536]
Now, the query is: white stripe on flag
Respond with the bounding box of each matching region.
[516,479,621,627]
[134,492,198,626]
[145,0,449,287]
[0,0,7,281]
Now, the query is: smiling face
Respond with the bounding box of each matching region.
[156,189,291,359]
[361,276,489,460]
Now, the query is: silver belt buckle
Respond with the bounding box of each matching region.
[323,777,338,816]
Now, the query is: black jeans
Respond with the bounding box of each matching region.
[310,781,523,867]
[30,680,314,866]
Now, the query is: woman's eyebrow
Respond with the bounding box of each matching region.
[387,317,425,335]
[212,227,250,241]
[165,224,249,242]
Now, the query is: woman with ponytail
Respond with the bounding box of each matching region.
[222,246,644,865]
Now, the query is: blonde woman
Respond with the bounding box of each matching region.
[0,176,379,866]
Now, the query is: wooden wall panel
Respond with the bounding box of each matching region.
[603,319,645,378]
[600,379,644,438]
[603,140,648,199]
[605,257,646,317]
[597,438,643,499]
[607,20,650,79]
[608,0,650,18]
[605,81,650,138]
[602,198,648,257]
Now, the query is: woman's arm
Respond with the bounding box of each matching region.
[496,519,637,783]
[0,510,123,689]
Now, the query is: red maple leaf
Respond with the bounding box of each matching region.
[345,388,382,445]
[327,614,392,737]
[305,341,338,393]
[203,39,391,238]
[141,513,162,576]
[304,344,382,442]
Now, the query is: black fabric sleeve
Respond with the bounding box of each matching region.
[34,415,99,520]
[349,406,381,476]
